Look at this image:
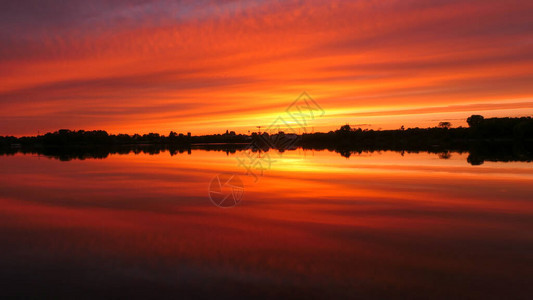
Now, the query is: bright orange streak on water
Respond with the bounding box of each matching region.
[0,150,531,297]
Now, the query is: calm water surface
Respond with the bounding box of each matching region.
[0,150,532,298]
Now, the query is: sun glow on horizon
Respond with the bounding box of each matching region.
[0,0,532,136]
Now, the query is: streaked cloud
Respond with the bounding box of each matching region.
[0,0,532,135]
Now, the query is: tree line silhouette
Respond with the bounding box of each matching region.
[0,129,193,146]
[0,129,254,147]
[299,115,533,149]
[1,115,532,164]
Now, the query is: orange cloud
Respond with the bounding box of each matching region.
[0,0,532,135]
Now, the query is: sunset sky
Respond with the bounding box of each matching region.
[1,0,532,136]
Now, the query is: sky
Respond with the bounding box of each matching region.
[0,0,532,136]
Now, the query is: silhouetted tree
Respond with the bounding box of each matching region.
[339,124,352,132]
[467,115,484,127]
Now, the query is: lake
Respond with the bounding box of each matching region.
[0,149,531,298]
